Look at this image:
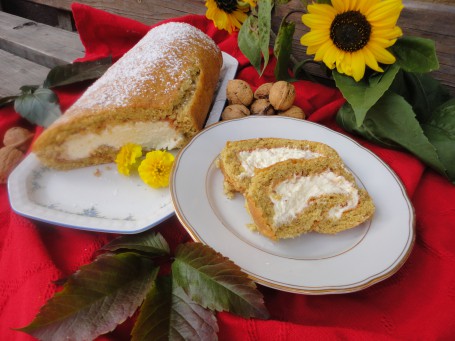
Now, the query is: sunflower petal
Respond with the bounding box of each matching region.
[351,51,366,81]
[366,0,403,23]
[302,14,332,29]
[368,42,396,64]
[307,3,337,17]
[300,30,330,47]
[371,26,403,40]
[362,46,384,72]
[313,40,333,61]
[322,44,339,69]
[331,0,346,13]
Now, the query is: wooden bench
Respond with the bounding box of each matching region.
[0,10,84,97]
[1,0,454,96]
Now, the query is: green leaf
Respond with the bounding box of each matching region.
[19,252,159,341]
[333,63,400,126]
[132,276,218,341]
[14,87,61,127]
[390,70,451,123]
[257,0,273,75]
[421,98,455,182]
[391,36,439,73]
[239,15,262,73]
[103,231,170,256]
[274,18,295,81]
[238,0,273,75]
[0,95,17,108]
[337,91,448,178]
[172,242,269,319]
[43,57,112,88]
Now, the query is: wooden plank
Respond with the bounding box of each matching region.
[0,11,84,68]
[17,0,455,93]
[0,49,50,97]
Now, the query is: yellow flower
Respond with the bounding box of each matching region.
[300,0,403,81]
[115,143,142,176]
[205,0,255,34]
[138,150,175,188]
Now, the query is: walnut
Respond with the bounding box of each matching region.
[226,80,254,106]
[221,104,250,120]
[278,105,306,119]
[250,99,275,116]
[254,82,273,99]
[3,127,34,151]
[269,81,296,111]
[0,146,24,183]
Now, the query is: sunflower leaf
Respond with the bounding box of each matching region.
[102,231,170,255]
[258,0,273,74]
[43,57,112,88]
[421,98,455,182]
[274,18,295,81]
[132,276,218,341]
[336,91,449,180]
[391,36,439,73]
[390,70,452,123]
[333,63,400,126]
[239,15,262,73]
[18,252,159,341]
[14,87,61,127]
[172,242,269,319]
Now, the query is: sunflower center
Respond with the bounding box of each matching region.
[330,11,371,52]
[215,0,238,13]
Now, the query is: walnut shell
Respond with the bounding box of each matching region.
[254,82,273,99]
[221,104,250,120]
[250,99,275,116]
[269,81,296,111]
[226,80,254,106]
[3,127,34,151]
[0,146,24,183]
[278,105,306,119]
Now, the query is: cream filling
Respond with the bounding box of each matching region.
[238,147,322,178]
[62,121,184,160]
[270,170,359,227]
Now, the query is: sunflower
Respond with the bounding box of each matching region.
[205,0,256,34]
[300,0,403,81]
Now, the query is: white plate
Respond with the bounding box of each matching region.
[171,116,415,294]
[7,52,238,234]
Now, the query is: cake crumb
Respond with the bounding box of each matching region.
[94,168,102,177]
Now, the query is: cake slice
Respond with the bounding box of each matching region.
[244,158,375,240]
[218,138,343,197]
[33,22,222,170]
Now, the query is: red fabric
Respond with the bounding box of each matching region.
[1,3,455,340]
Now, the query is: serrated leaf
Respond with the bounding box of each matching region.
[43,57,112,88]
[333,63,400,126]
[391,36,439,73]
[274,18,295,81]
[238,0,273,75]
[238,15,262,73]
[19,252,159,341]
[390,70,451,123]
[103,231,170,255]
[14,88,61,127]
[336,91,448,179]
[132,276,218,341]
[257,0,273,74]
[421,98,455,182]
[172,243,269,319]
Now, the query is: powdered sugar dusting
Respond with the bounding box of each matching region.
[66,22,219,113]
